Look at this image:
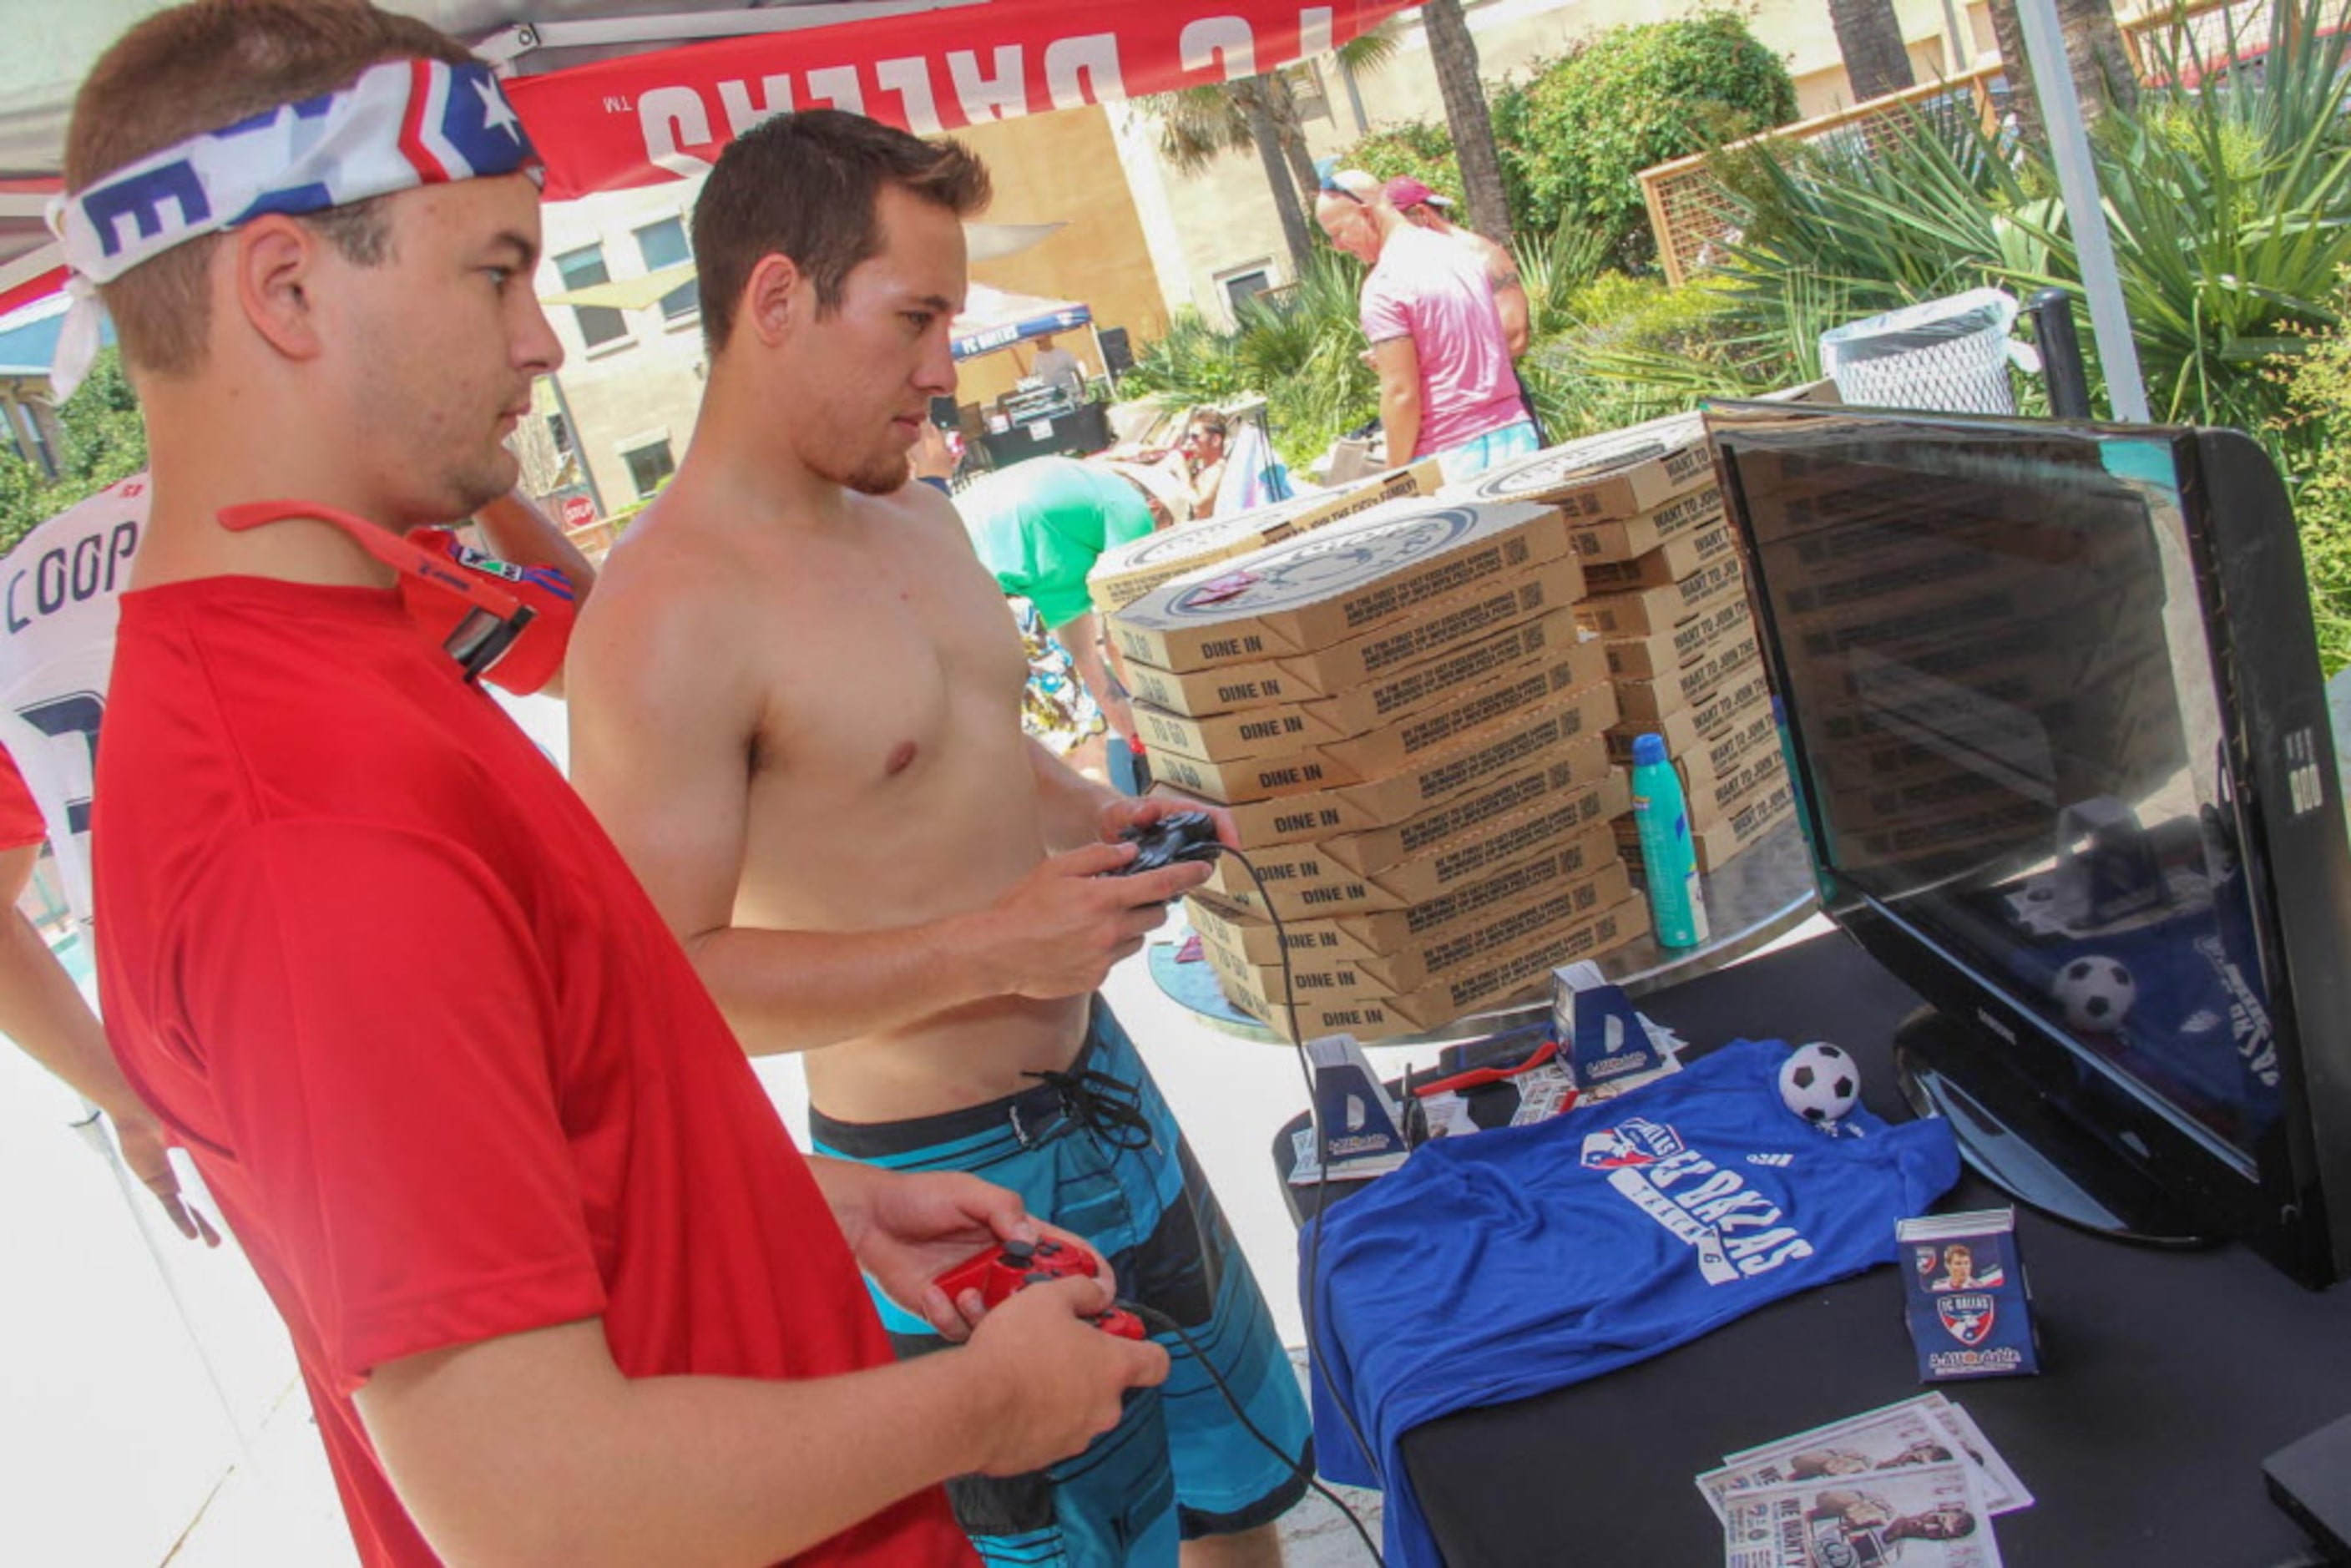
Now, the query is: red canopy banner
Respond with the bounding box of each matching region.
[505,0,1412,199]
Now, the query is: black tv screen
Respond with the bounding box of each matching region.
[1708,402,2351,1288]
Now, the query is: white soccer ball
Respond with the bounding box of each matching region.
[2052,955,2136,1034]
[1778,1041,1859,1125]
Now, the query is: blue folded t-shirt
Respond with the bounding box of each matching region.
[1302,1037,1960,1568]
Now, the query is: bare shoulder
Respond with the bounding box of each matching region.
[879,475,977,552]
[568,497,769,726]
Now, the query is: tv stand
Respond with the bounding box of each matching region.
[1893,1004,2220,1247]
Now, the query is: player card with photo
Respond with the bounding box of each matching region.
[1898,1210,2041,1381]
[1722,1460,2002,1568]
[1699,1393,2027,1521]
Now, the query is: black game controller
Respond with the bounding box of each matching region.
[1113,811,1224,876]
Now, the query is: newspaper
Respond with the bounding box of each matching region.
[1722,1460,2002,1568]
[1699,1394,2031,1521]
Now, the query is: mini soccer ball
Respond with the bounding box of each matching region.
[2052,955,2136,1033]
[1779,1041,1859,1125]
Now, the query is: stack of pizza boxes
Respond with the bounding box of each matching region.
[1444,412,1794,887]
[1105,493,1651,1041]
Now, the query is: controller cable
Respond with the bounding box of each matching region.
[1121,1302,1385,1567]
[1176,842,1392,1564]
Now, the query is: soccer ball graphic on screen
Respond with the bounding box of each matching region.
[1777,1041,1859,1125]
[2052,956,2136,1033]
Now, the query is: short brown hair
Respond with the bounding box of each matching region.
[692,109,991,355]
[65,0,476,377]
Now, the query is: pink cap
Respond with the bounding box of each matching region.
[1383,175,1454,211]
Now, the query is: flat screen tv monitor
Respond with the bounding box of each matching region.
[1707,402,2351,1289]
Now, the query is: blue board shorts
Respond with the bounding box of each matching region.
[811,1000,1312,1565]
[1434,416,1541,484]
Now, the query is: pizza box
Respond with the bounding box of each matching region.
[1187,785,1634,968]
[1579,518,1738,594]
[1107,497,1572,674]
[1130,609,1590,764]
[1316,733,1618,875]
[1609,701,1782,791]
[1603,578,1753,681]
[1201,857,1635,1007]
[1196,783,1622,919]
[1616,773,1796,873]
[1606,665,1776,761]
[1442,411,1716,522]
[1119,554,1585,719]
[1575,554,1747,640]
[1216,893,1653,1041]
[1176,678,1621,846]
[1679,745,1788,832]
[1613,627,1764,725]
[1085,458,1442,612]
[1569,485,1724,564]
[1145,636,1606,804]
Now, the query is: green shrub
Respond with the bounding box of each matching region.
[2278,298,2351,675]
[1513,13,1797,268]
[1334,119,1464,197]
[1120,253,1381,470]
[1331,110,1537,229]
[0,349,149,554]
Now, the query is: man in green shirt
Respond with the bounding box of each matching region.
[958,457,1186,771]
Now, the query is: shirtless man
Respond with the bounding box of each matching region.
[569,111,1310,1566]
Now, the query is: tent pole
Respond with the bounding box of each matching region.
[2011,0,2150,422]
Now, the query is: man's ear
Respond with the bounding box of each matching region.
[743,253,805,348]
[230,215,326,362]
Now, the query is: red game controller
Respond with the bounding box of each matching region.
[934,1237,1145,1340]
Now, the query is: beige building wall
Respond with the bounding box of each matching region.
[525,110,1169,499]
[531,180,712,520]
[952,108,1170,412]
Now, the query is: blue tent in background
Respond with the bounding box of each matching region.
[951,283,1093,364]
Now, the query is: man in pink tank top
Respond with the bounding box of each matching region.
[1315,169,1539,482]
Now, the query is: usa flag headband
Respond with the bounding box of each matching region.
[46,57,539,399]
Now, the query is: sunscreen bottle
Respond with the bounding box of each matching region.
[1630,732,1709,949]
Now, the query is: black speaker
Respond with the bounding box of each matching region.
[928,395,961,429]
[1100,327,1134,376]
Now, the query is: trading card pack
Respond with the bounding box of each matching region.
[1898,1209,2041,1381]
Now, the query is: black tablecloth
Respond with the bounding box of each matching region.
[1337,930,2351,1566]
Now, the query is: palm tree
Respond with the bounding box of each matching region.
[1984,0,2137,144]
[1419,0,1514,249]
[1148,73,1317,276]
[1828,0,1919,100]
[1141,28,1404,280]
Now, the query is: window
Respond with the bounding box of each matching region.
[556,244,629,350]
[545,412,573,457]
[635,216,700,322]
[1220,266,1274,321]
[622,438,676,498]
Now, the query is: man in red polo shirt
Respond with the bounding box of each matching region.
[67,5,1164,1565]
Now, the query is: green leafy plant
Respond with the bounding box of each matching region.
[1511,13,1798,268]
[2276,286,2351,675]
[1120,251,1380,469]
[0,348,149,554]
[1698,0,2351,448]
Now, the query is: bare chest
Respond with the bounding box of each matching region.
[749,530,1029,792]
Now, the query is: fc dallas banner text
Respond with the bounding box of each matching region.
[505,0,1413,199]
